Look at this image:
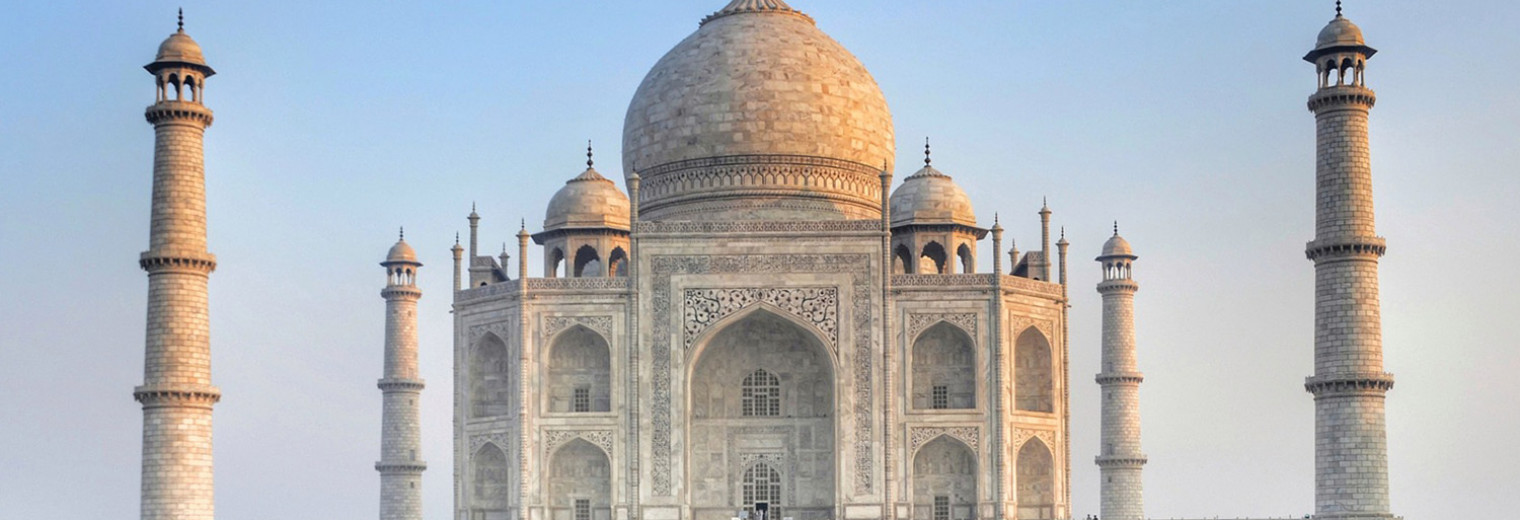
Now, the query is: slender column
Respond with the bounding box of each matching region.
[1038,200,1052,281]
[137,19,220,520]
[1303,10,1395,519]
[378,240,425,520]
[1095,233,1144,520]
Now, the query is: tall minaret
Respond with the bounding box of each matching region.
[1095,225,1145,520]
[135,11,220,520]
[1302,4,1396,519]
[378,230,426,520]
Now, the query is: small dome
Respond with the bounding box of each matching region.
[386,239,419,264]
[155,30,208,66]
[544,167,631,232]
[1100,233,1135,259]
[1315,16,1365,50]
[889,165,976,228]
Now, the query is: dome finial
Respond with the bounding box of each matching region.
[924,137,932,167]
[177,8,184,31]
[455,232,460,245]
[399,227,405,241]
[587,140,594,169]
[1113,221,1120,236]
[1335,0,1343,17]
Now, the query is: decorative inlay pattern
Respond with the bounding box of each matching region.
[543,315,614,342]
[1012,428,1055,451]
[636,220,882,235]
[526,277,630,291]
[468,432,512,455]
[649,254,875,495]
[467,322,514,343]
[544,429,615,458]
[906,313,977,343]
[908,426,980,455]
[892,274,996,287]
[684,287,838,350]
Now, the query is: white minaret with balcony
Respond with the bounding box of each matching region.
[378,231,426,520]
[1095,225,1145,520]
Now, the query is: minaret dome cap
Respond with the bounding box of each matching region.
[146,24,216,75]
[544,165,631,232]
[385,238,421,265]
[1304,12,1376,62]
[1098,233,1136,260]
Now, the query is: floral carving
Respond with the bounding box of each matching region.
[544,429,615,458]
[908,426,980,455]
[543,315,614,343]
[906,313,977,343]
[684,287,838,351]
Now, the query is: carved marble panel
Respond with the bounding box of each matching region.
[684,287,838,351]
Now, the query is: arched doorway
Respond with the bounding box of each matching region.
[911,322,976,410]
[547,438,611,520]
[688,308,836,520]
[1014,328,1053,413]
[471,333,511,419]
[546,326,611,413]
[911,436,976,520]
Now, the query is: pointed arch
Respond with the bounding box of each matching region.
[741,461,783,514]
[472,442,510,515]
[894,244,913,274]
[920,241,948,274]
[573,245,602,277]
[1016,438,1055,520]
[608,247,629,277]
[912,321,976,410]
[687,307,835,515]
[470,333,512,418]
[1014,327,1054,413]
[912,436,977,520]
[549,248,566,278]
[956,243,973,274]
[548,438,611,520]
[546,325,611,413]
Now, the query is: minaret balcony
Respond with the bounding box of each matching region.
[1305,372,1395,396]
[144,100,214,126]
[1095,371,1144,385]
[1094,454,1148,468]
[1308,85,1377,111]
[1305,236,1386,261]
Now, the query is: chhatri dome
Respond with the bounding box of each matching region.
[544,145,631,232]
[622,0,895,221]
[889,141,977,228]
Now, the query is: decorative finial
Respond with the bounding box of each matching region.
[587,140,594,169]
[177,8,184,31]
[502,242,508,254]
[1061,226,1066,239]
[455,232,460,245]
[994,212,1000,225]
[520,218,526,230]
[924,137,932,167]
[399,227,405,240]
[1113,221,1120,236]
[1335,0,1343,17]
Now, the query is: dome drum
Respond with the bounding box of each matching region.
[633,154,885,221]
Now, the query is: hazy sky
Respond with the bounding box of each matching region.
[2,1,1518,519]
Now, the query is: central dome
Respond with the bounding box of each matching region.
[622,0,895,221]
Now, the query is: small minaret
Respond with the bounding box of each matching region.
[452,233,464,292]
[378,230,426,520]
[1302,4,1396,519]
[1038,198,1052,280]
[135,11,221,520]
[1095,224,1145,520]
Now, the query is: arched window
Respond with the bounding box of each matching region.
[912,322,975,410]
[573,245,601,277]
[1016,439,1055,520]
[742,463,782,511]
[920,242,947,274]
[1015,328,1054,413]
[956,244,973,274]
[470,334,511,418]
[547,326,611,413]
[741,369,780,417]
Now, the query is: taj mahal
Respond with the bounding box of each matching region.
[126,2,1398,520]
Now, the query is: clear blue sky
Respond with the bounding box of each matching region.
[2,1,1517,519]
